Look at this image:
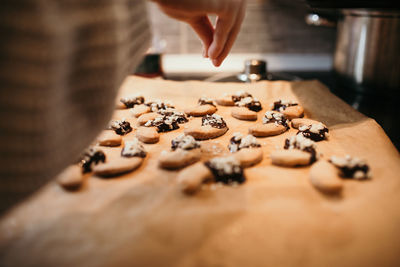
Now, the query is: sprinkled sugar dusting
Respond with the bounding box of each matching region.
[80,147,106,173]
[263,111,289,128]
[235,96,262,112]
[228,133,260,153]
[298,123,329,142]
[198,97,217,107]
[202,114,227,129]
[171,134,201,151]
[284,133,317,163]
[330,155,371,180]
[271,99,298,112]
[205,156,245,184]
[121,138,147,158]
[110,119,132,135]
[120,94,145,108]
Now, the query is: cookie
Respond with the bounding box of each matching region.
[93,140,146,177]
[159,149,201,169]
[234,96,262,112]
[228,133,263,167]
[297,123,329,142]
[204,156,245,184]
[329,155,371,180]
[120,95,145,109]
[159,134,202,169]
[271,99,304,119]
[93,154,143,177]
[309,160,343,193]
[291,118,323,129]
[136,126,160,144]
[184,114,228,140]
[184,104,217,117]
[233,148,263,168]
[231,107,257,121]
[248,111,289,137]
[56,165,84,191]
[80,147,106,173]
[177,162,214,194]
[216,94,235,106]
[130,104,151,118]
[144,115,180,132]
[97,130,122,147]
[284,133,318,164]
[248,123,287,137]
[109,119,132,136]
[146,100,174,112]
[270,149,313,167]
[137,112,159,126]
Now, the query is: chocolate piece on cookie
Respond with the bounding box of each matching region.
[144,115,180,133]
[80,147,106,173]
[157,108,188,124]
[329,155,371,180]
[121,138,147,158]
[159,134,201,169]
[228,132,260,153]
[145,100,174,112]
[171,134,201,151]
[110,119,133,136]
[271,99,304,119]
[120,95,145,109]
[205,156,245,184]
[284,133,318,164]
[201,114,227,129]
[297,123,329,142]
[231,91,253,103]
[198,97,217,107]
[234,96,262,112]
[248,111,289,137]
[229,133,263,167]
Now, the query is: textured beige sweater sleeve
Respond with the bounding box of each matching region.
[0,0,151,213]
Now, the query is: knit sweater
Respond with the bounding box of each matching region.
[0,0,151,213]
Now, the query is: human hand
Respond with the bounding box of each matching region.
[153,0,246,67]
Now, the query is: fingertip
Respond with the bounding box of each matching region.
[212,59,221,67]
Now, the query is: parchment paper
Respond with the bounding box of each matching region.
[1,76,400,267]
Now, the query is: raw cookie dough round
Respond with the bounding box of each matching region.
[184,125,228,140]
[56,165,84,191]
[270,149,312,167]
[231,107,257,121]
[233,147,263,168]
[159,148,201,169]
[248,123,288,137]
[130,104,151,118]
[281,105,304,120]
[136,126,160,144]
[309,160,343,193]
[137,113,159,126]
[177,162,214,194]
[97,130,122,147]
[184,104,217,117]
[93,148,144,177]
[291,118,323,129]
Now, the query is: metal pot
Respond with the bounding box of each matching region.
[307,9,400,93]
